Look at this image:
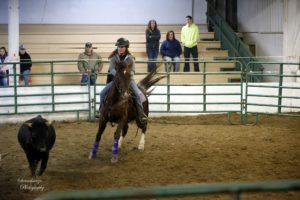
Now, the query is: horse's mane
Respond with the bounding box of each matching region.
[138,66,165,96]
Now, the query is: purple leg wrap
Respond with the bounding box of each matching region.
[112,138,119,155]
[91,142,99,156]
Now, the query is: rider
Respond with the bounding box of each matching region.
[99,38,147,124]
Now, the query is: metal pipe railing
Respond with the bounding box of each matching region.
[36,179,300,200]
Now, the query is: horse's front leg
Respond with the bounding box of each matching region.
[137,124,147,152]
[118,123,128,149]
[89,120,107,159]
[138,132,146,151]
[111,121,125,163]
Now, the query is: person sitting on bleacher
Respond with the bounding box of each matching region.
[160,31,182,72]
[77,42,103,85]
[0,46,9,87]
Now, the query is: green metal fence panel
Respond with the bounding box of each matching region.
[0,60,92,120]
[91,60,244,122]
[245,62,300,124]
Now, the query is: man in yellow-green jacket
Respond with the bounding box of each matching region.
[181,15,200,72]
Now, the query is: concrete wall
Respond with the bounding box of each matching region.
[0,0,207,25]
[237,0,299,82]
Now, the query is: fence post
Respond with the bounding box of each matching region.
[13,63,18,114]
[166,62,171,112]
[203,61,207,112]
[50,62,55,112]
[278,63,283,114]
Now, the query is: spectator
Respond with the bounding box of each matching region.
[146,19,161,72]
[19,44,32,86]
[160,31,182,72]
[99,38,147,123]
[181,15,200,72]
[77,42,103,85]
[0,47,8,86]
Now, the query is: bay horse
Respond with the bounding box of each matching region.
[89,61,165,163]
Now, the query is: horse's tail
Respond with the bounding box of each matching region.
[138,66,166,96]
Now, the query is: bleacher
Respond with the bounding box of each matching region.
[0,24,240,84]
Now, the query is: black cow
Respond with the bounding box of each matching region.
[18,115,56,176]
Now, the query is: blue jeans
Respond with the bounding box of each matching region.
[163,56,180,72]
[0,71,7,87]
[183,46,199,72]
[81,72,96,85]
[99,80,143,112]
[146,47,159,72]
[21,70,30,86]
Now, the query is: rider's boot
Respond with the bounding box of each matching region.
[95,103,103,119]
[136,104,147,124]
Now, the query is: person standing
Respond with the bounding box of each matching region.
[0,47,8,86]
[19,44,32,86]
[77,42,103,85]
[160,31,182,72]
[146,19,161,72]
[181,15,200,72]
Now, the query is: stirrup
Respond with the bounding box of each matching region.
[139,114,148,124]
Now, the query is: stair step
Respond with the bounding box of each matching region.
[213,56,228,60]
[206,47,221,50]
[200,38,215,41]
[228,78,241,83]
[220,67,238,71]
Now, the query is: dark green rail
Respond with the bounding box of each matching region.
[36,180,300,200]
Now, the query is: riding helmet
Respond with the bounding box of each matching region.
[115,38,130,48]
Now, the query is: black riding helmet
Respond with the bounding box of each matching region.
[115,37,130,48]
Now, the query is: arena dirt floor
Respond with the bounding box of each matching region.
[0,114,299,200]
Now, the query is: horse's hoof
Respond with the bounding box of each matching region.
[88,152,96,159]
[111,156,118,163]
[138,148,144,152]
[138,144,145,152]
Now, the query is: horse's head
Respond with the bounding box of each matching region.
[112,61,132,97]
[115,61,131,76]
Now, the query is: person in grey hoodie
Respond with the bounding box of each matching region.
[99,38,147,124]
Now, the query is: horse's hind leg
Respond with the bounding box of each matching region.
[89,121,107,159]
[118,124,128,149]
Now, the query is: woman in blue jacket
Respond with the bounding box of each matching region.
[160,31,182,72]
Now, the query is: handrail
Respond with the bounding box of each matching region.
[36,179,300,200]
[206,4,264,82]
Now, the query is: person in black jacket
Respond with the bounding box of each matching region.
[145,19,161,72]
[19,44,32,86]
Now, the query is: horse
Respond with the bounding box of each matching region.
[89,61,165,163]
